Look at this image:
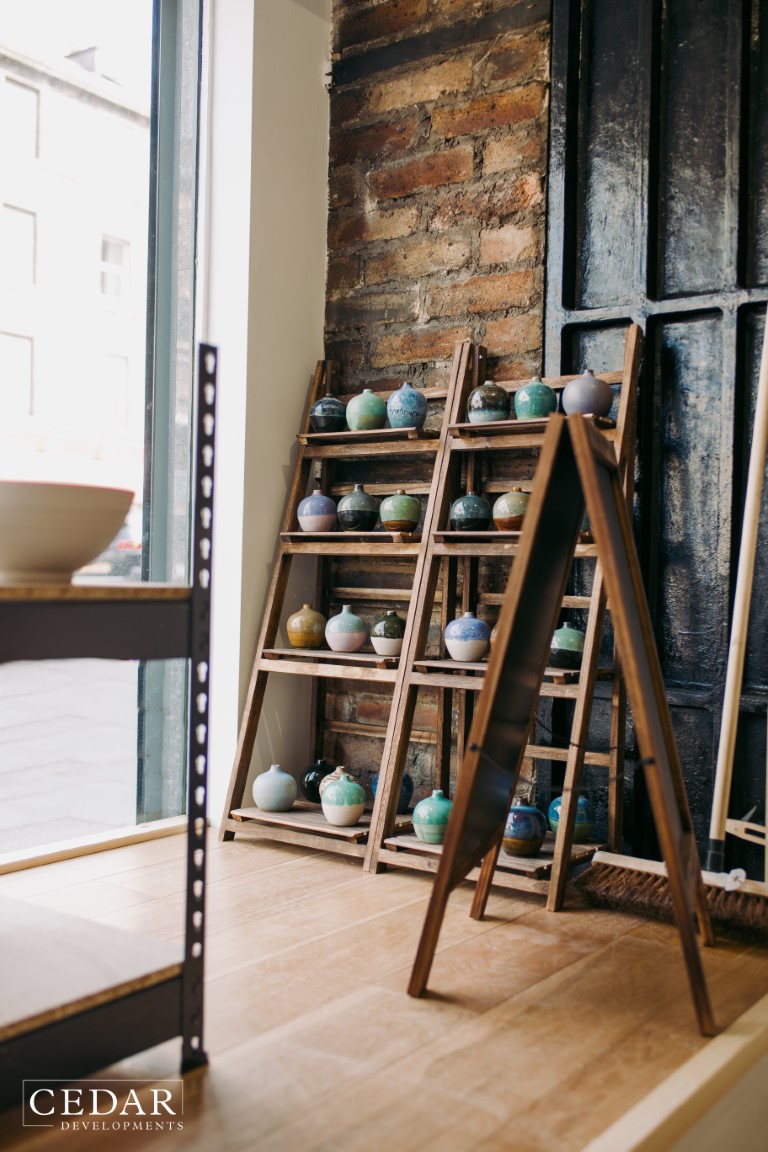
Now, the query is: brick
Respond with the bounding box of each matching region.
[483,312,542,356]
[493,352,542,380]
[427,271,537,317]
[326,288,419,328]
[368,58,473,114]
[432,83,547,138]
[328,204,420,248]
[372,323,474,367]
[480,31,549,85]
[334,0,429,54]
[330,85,368,128]
[326,253,362,296]
[428,177,542,230]
[483,128,545,173]
[365,232,471,285]
[324,337,367,373]
[479,223,540,266]
[330,114,423,167]
[368,145,474,200]
[329,166,362,210]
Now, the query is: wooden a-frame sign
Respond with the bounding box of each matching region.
[408,413,717,1037]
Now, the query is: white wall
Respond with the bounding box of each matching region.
[203,0,330,822]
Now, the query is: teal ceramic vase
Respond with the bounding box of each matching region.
[492,488,530,531]
[466,380,511,424]
[444,611,490,662]
[321,770,366,826]
[449,491,492,531]
[548,793,594,841]
[371,770,414,814]
[370,609,406,656]
[502,797,548,857]
[514,376,558,420]
[549,624,586,669]
[325,604,367,652]
[387,381,428,429]
[413,788,453,844]
[297,488,337,532]
[379,490,421,532]
[561,369,613,417]
[298,757,335,804]
[286,603,326,649]
[346,388,387,431]
[337,483,378,531]
[309,394,346,433]
[252,763,297,812]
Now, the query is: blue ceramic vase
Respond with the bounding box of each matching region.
[445,611,490,662]
[371,770,414,814]
[449,491,492,531]
[346,388,387,431]
[561,370,613,418]
[514,376,558,420]
[412,788,453,844]
[309,394,346,433]
[502,797,548,857]
[387,381,428,429]
[548,793,594,842]
[297,488,337,532]
[466,380,511,424]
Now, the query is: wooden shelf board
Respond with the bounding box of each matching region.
[495,370,623,395]
[330,586,421,603]
[325,718,437,744]
[0,895,182,1043]
[448,414,616,438]
[257,654,398,682]
[432,531,599,558]
[298,426,439,446]
[282,530,421,544]
[282,534,421,556]
[526,744,613,766]
[478,591,591,608]
[0,581,191,602]
[304,439,440,460]
[263,647,399,668]
[230,804,413,845]
[381,832,599,878]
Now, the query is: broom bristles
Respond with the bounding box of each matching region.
[575,861,768,944]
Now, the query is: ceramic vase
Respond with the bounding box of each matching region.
[549,624,586,669]
[325,604,367,652]
[561,369,613,418]
[548,793,594,842]
[466,380,511,424]
[298,757,335,804]
[449,491,492,531]
[502,797,548,857]
[371,770,414,814]
[337,483,379,532]
[286,603,326,649]
[386,381,428,429]
[412,788,453,844]
[252,763,297,812]
[297,488,337,532]
[309,394,346,433]
[370,609,406,656]
[514,376,558,420]
[444,611,490,662]
[346,388,387,431]
[492,488,530,531]
[318,764,359,799]
[379,490,421,532]
[321,771,366,826]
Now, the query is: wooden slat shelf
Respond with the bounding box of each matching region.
[330,586,421,603]
[448,413,617,438]
[281,533,421,556]
[230,803,413,845]
[303,439,441,460]
[478,591,591,609]
[297,425,439,446]
[526,744,613,767]
[324,718,437,744]
[263,647,399,668]
[0,580,190,601]
[431,530,599,558]
[257,654,399,683]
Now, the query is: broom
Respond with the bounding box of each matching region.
[576,308,768,942]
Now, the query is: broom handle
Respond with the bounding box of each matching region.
[706,308,768,872]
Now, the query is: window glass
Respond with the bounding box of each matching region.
[1,204,36,286]
[3,77,39,158]
[0,331,32,415]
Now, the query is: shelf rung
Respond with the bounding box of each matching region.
[324,718,436,744]
[526,744,612,767]
[258,655,398,682]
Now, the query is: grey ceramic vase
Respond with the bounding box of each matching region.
[449,491,492,531]
[561,370,613,417]
[337,483,379,531]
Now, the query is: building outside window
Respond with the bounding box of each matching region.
[3,76,39,158]
[0,331,33,416]
[1,205,36,287]
[100,234,129,299]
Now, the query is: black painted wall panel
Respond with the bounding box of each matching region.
[741,305,768,689]
[744,2,768,286]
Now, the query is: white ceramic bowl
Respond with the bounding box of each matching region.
[0,480,134,584]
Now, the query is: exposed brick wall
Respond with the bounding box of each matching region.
[326,0,550,388]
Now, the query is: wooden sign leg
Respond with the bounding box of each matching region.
[470,836,505,920]
[408,863,454,998]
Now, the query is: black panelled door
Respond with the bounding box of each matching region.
[546,0,768,869]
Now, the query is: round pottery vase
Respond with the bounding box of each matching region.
[548,793,594,842]
[492,488,530,531]
[371,770,414,814]
[561,369,613,418]
[379,490,421,532]
[297,488,337,532]
[299,757,335,804]
[309,394,346,433]
[466,381,511,424]
[252,764,297,812]
[386,381,428,429]
[318,764,359,799]
[321,771,366,826]
[287,603,326,649]
[337,483,379,532]
[502,797,548,857]
[370,609,406,656]
[346,388,387,431]
[514,376,558,420]
[413,788,453,844]
[325,604,367,652]
[549,624,586,669]
[449,491,492,531]
[445,611,490,662]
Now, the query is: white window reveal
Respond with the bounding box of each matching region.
[0,332,33,416]
[3,78,39,160]
[1,204,36,287]
[100,235,129,298]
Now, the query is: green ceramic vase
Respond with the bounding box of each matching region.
[513,376,558,420]
[549,624,586,669]
[492,488,530,531]
[379,490,421,532]
[412,788,453,844]
[370,609,406,656]
[321,770,366,826]
[466,380,510,424]
[346,388,387,431]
